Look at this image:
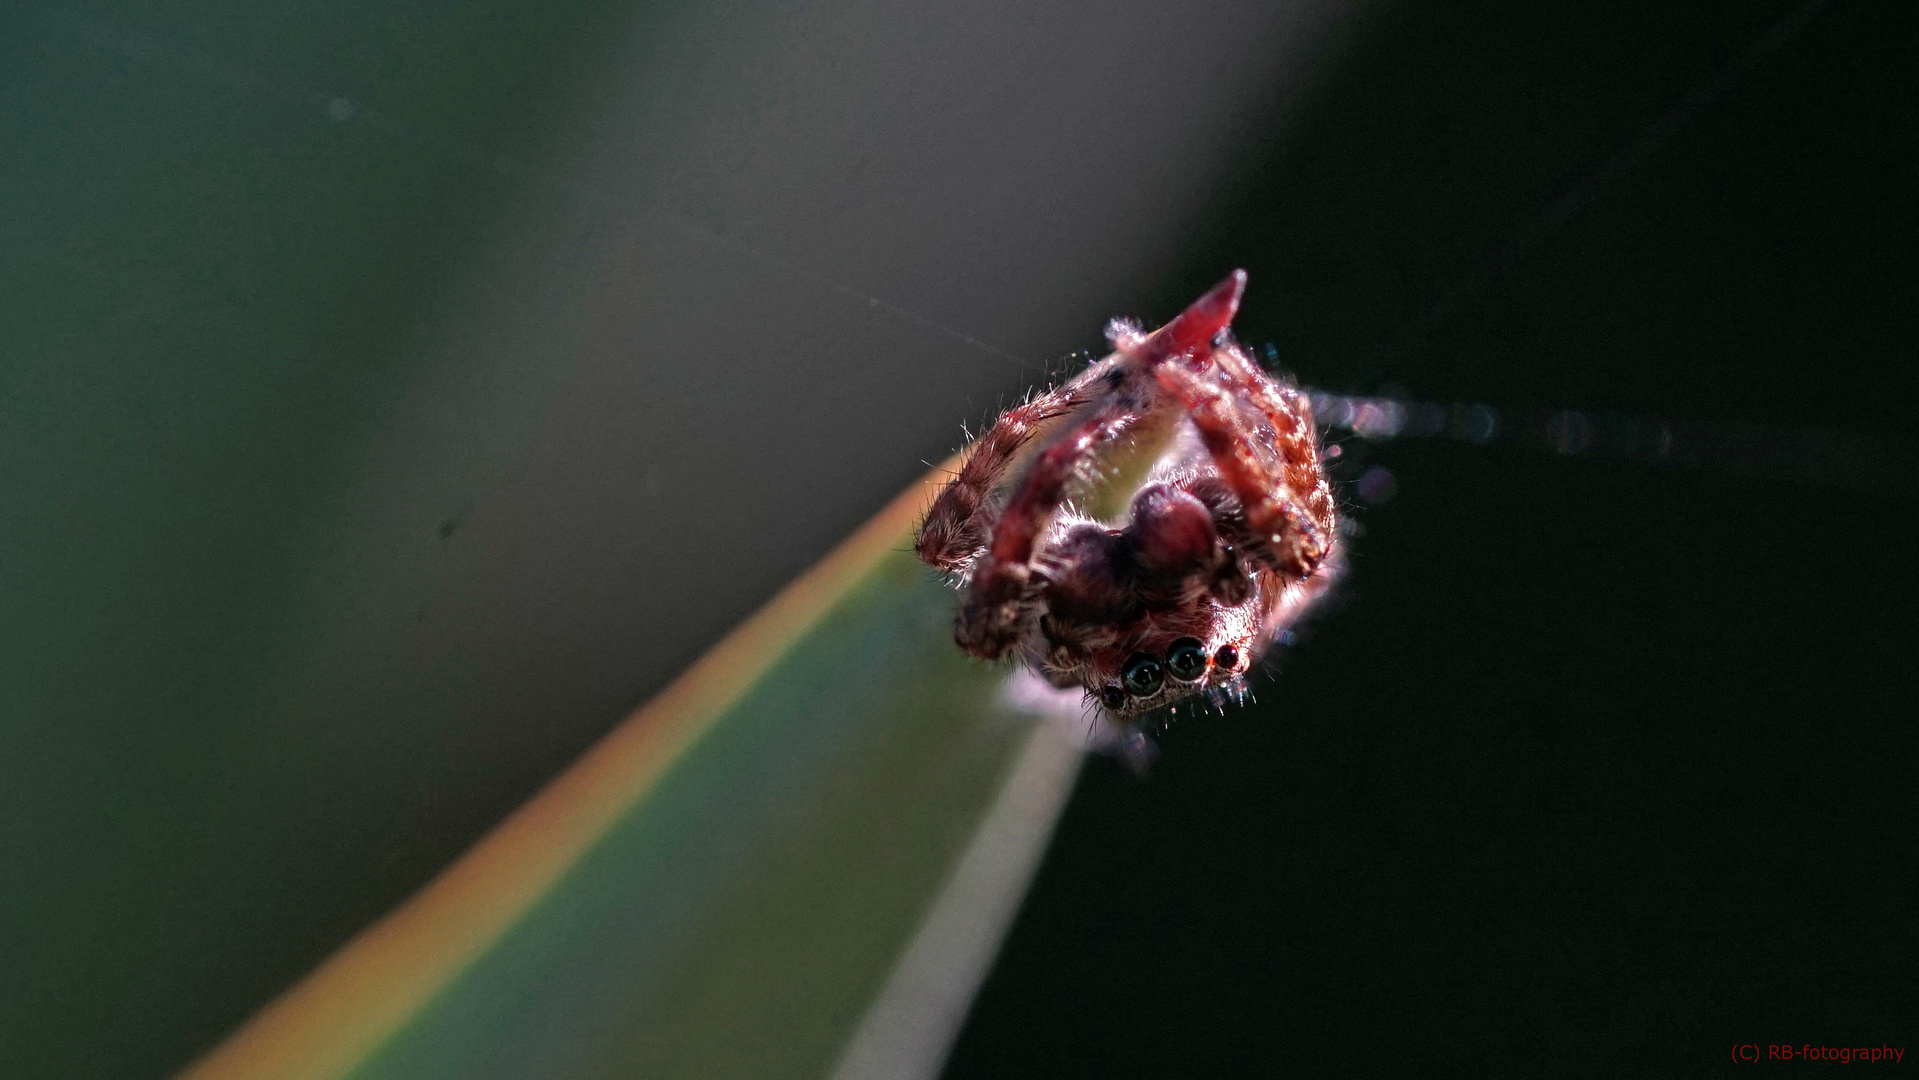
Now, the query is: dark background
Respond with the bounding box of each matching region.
[950,0,1917,1076]
[2,0,1911,1076]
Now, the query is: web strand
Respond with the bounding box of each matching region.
[1304,385,1916,496]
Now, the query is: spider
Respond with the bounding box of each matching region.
[915,270,1341,723]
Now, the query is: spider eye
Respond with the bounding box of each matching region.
[1121,653,1164,697]
[1213,644,1241,672]
[1099,685,1127,710]
[1165,638,1207,681]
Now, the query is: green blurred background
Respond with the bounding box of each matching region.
[2,0,1912,1076]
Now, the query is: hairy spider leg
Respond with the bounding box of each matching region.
[1154,344,1335,581]
[953,407,1137,658]
[915,380,1095,573]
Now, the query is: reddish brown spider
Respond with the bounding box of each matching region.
[915,270,1341,722]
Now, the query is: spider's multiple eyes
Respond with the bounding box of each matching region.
[1121,654,1165,697]
[1102,636,1229,708]
[1165,639,1208,681]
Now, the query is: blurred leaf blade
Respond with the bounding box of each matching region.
[181,463,1081,1080]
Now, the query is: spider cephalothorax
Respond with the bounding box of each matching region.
[915,271,1340,721]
